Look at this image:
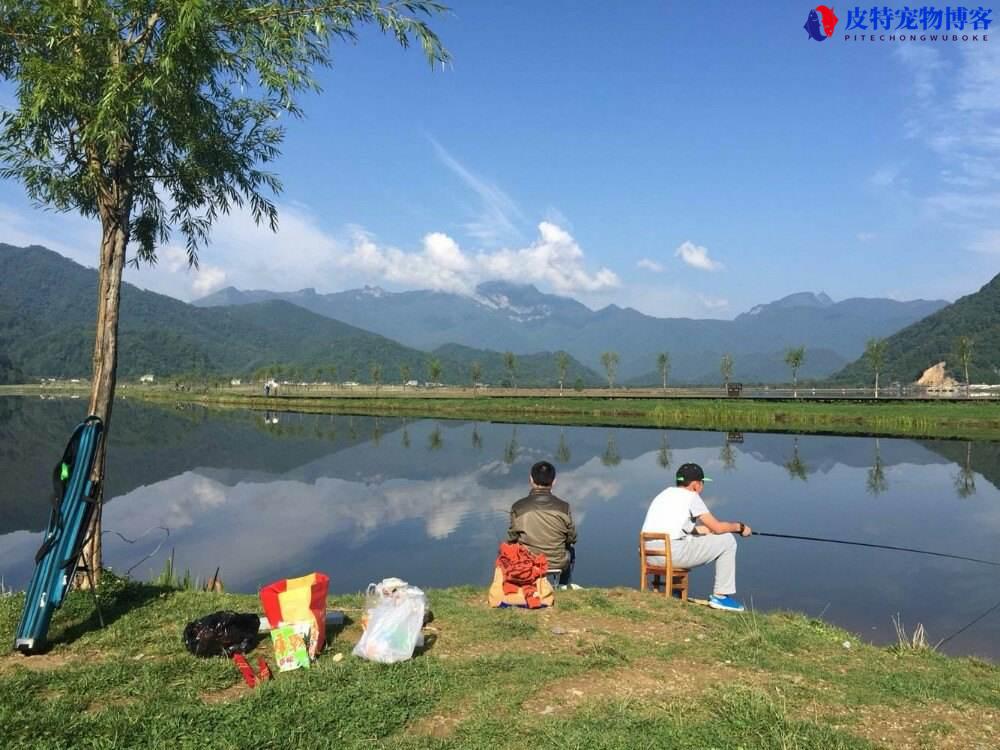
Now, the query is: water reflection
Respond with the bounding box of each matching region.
[719,442,737,472]
[428,425,443,451]
[503,427,518,465]
[784,437,808,481]
[955,442,977,498]
[601,432,621,467]
[555,430,571,463]
[1,397,999,660]
[657,433,671,469]
[867,438,888,496]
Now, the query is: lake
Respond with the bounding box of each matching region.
[1,396,998,660]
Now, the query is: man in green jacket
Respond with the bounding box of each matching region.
[507,461,578,586]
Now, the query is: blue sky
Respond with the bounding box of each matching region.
[1,1,998,317]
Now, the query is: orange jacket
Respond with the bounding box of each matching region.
[496,542,548,608]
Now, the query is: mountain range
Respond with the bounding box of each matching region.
[0,244,600,386]
[833,272,1000,385]
[3,242,977,386]
[196,281,948,383]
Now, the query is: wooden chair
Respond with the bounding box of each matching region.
[639,532,689,601]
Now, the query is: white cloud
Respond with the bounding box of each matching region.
[1,193,620,301]
[895,44,1000,228]
[339,228,474,294]
[340,220,619,295]
[543,205,572,230]
[192,265,228,296]
[674,241,724,272]
[430,137,526,246]
[636,258,664,273]
[698,295,729,311]
[477,222,620,293]
[856,232,876,242]
[969,229,1000,255]
[868,165,906,189]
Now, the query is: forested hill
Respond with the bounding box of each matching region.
[0,244,601,386]
[832,272,1000,385]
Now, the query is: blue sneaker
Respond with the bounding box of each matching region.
[708,594,745,612]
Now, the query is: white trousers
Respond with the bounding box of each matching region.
[647,534,738,595]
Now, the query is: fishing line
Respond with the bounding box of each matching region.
[756,530,1000,645]
[103,525,171,575]
[936,597,1000,648]
[752,531,1000,568]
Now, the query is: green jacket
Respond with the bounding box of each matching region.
[507,488,577,571]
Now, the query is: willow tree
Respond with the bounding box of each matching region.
[555,351,569,394]
[864,337,887,398]
[0,1,448,583]
[720,353,734,387]
[600,350,618,389]
[955,335,974,390]
[657,351,670,389]
[503,351,517,389]
[784,346,805,397]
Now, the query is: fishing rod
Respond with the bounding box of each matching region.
[752,531,1000,568]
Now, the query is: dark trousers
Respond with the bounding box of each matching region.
[558,545,576,586]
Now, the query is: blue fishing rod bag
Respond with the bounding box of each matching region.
[14,416,104,654]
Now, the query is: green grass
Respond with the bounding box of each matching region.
[2,576,998,749]
[6,383,1000,439]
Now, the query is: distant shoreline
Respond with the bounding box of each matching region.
[5,383,999,440]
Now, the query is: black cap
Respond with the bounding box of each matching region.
[676,462,712,485]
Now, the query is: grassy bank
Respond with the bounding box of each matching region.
[1,577,997,749]
[127,386,1000,439]
[5,384,1000,439]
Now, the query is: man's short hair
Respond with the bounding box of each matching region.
[530,460,556,487]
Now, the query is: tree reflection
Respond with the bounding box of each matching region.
[504,427,519,465]
[866,438,888,496]
[555,430,571,463]
[428,425,443,451]
[372,417,382,447]
[601,432,621,467]
[657,433,671,469]
[954,442,977,498]
[471,424,483,451]
[720,442,737,471]
[401,425,411,449]
[784,437,808,481]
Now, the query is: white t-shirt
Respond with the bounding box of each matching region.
[641,486,710,540]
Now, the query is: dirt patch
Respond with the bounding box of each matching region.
[200,682,251,705]
[0,651,78,673]
[406,698,475,739]
[435,590,705,660]
[820,703,998,750]
[86,696,138,715]
[523,657,763,716]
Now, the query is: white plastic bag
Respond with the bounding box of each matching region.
[353,582,426,664]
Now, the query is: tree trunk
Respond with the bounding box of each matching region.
[874,370,879,399]
[77,203,130,588]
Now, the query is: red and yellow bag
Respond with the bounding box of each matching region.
[259,572,330,654]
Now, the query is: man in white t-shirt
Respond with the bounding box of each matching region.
[641,462,752,612]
